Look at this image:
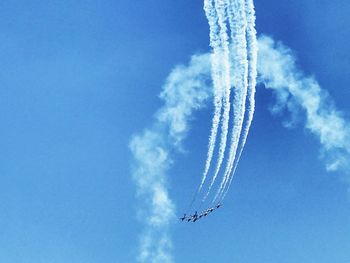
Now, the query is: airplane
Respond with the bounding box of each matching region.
[180,204,223,223]
[190,211,198,222]
[207,208,214,213]
[192,211,198,219]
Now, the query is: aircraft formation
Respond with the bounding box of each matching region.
[180,204,222,223]
[180,0,257,221]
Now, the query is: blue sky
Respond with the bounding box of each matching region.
[0,1,349,263]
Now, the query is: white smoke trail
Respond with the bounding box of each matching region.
[208,0,249,202]
[219,35,350,202]
[257,35,350,196]
[203,0,233,201]
[130,35,350,262]
[215,0,258,202]
[197,0,225,194]
[130,54,211,263]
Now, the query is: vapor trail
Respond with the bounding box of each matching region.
[210,0,249,202]
[258,35,350,196]
[202,0,233,201]
[196,0,225,196]
[216,0,258,202]
[130,54,211,263]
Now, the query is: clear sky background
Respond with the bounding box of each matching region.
[0,0,349,263]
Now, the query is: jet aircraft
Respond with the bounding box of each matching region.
[180,214,187,221]
[180,204,222,223]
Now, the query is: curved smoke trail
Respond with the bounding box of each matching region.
[215,0,258,202]
[202,0,233,201]
[196,0,225,197]
[130,53,211,263]
[211,0,249,202]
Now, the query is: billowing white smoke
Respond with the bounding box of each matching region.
[258,35,350,193]
[207,0,233,200]
[215,0,257,202]
[206,0,249,202]
[130,54,211,263]
[200,0,256,204]
[198,0,225,195]
[130,35,350,263]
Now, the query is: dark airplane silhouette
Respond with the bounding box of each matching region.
[180,204,223,223]
[190,211,198,222]
[180,214,187,221]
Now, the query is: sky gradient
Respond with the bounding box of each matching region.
[0,1,349,262]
